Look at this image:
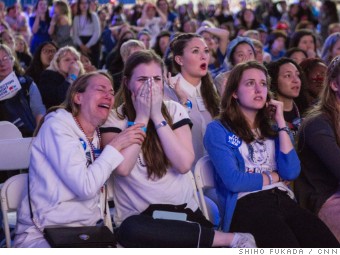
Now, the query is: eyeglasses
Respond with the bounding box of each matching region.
[0,55,12,64]
[42,48,57,55]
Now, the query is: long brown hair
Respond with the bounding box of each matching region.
[170,33,220,117]
[301,55,340,146]
[219,61,276,143]
[115,50,173,180]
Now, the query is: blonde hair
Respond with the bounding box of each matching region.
[120,40,145,62]
[48,46,84,75]
[15,35,31,56]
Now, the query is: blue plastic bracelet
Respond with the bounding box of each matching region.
[127,121,147,132]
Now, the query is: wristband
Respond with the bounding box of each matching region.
[263,170,273,185]
[155,120,167,130]
[181,99,193,110]
[68,74,77,82]
[127,121,147,132]
[277,126,290,135]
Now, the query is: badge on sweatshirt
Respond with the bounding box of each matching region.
[227,134,241,148]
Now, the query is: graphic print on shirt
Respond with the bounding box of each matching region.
[246,140,271,173]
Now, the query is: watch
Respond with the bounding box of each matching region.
[277,126,290,135]
[155,120,167,130]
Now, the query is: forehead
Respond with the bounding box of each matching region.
[42,44,56,50]
[61,51,77,59]
[0,49,9,56]
[279,62,298,72]
[241,68,266,80]
[235,43,253,52]
[87,75,111,89]
[132,62,162,76]
[311,62,327,72]
[300,35,313,41]
[185,37,207,48]
[291,51,305,58]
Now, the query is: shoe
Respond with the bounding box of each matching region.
[231,233,257,248]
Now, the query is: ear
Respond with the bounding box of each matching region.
[74,92,82,105]
[174,55,183,66]
[330,81,339,92]
[232,92,238,99]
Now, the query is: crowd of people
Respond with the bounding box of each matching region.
[0,0,338,248]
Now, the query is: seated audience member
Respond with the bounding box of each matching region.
[15,35,32,70]
[165,33,220,167]
[25,41,58,85]
[266,58,308,138]
[13,71,146,247]
[289,29,318,58]
[328,23,340,36]
[38,46,84,109]
[299,58,327,107]
[111,39,145,92]
[321,32,340,66]
[196,25,229,79]
[101,50,256,248]
[264,30,287,62]
[152,30,171,59]
[80,52,96,73]
[0,44,45,137]
[137,30,151,49]
[296,56,340,243]
[204,60,339,248]
[284,47,307,65]
[214,36,255,96]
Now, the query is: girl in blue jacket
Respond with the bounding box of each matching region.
[204,60,339,247]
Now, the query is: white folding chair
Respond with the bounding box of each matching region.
[194,155,220,227]
[0,121,23,139]
[0,173,28,248]
[0,137,32,171]
[0,137,32,247]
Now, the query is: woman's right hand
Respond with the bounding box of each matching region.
[166,72,187,104]
[132,79,151,124]
[108,124,146,151]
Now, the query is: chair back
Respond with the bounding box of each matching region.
[0,121,22,139]
[0,173,28,248]
[194,155,220,226]
[0,137,32,171]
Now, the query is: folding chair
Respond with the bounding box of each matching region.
[0,137,32,247]
[0,173,28,248]
[194,155,220,227]
[0,121,23,139]
[0,137,32,171]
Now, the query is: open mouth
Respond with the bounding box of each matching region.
[200,63,207,70]
[98,104,110,109]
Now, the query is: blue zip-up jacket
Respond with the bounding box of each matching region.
[203,120,300,232]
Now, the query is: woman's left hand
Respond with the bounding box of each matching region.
[150,77,163,122]
[267,99,286,127]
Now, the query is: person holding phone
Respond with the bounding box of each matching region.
[204,60,339,247]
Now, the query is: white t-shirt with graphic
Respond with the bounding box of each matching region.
[237,137,295,200]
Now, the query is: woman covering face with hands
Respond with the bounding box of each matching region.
[101,50,257,248]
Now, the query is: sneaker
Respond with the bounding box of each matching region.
[230,233,257,248]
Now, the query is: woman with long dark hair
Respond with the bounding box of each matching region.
[204,60,339,247]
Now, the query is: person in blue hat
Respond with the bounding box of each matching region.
[214,36,256,96]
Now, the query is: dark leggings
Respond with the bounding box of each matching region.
[230,188,340,248]
[115,214,215,248]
